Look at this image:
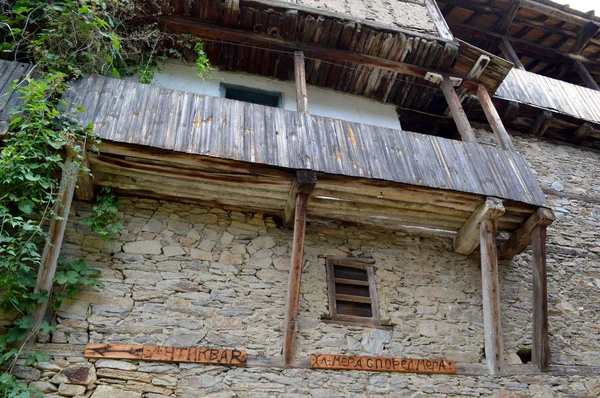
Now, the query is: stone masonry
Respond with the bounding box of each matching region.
[2,128,600,396]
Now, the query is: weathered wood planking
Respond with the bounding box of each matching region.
[311,354,456,374]
[0,61,37,120]
[496,68,600,126]
[64,75,547,207]
[85,343,246,366]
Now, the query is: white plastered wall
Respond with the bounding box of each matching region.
[151,61,402,130]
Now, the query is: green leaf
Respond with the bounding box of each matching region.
[18,199,35,214]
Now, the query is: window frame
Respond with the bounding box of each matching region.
[220,83,284,108]
[325,257,382,327]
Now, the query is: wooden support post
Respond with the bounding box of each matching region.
[69,148,94,201]
[499,207,555,259]
[499,38,525,70]
[454,197,504,255]
[283,170,317,228]
[573,60,600,91]
[501,101,520,125]
[476,85,516,151]
[31,151,79,332]
[570,122,594,145]
[532,224,549,372]
[480,217,504,375]
[440,76,478,143]
[529,111,553,137]
[282,171,316,366]
[294,51,308,113]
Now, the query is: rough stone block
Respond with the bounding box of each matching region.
[123,240,162,255]
[90,385,142,398]
[58,383,86,397]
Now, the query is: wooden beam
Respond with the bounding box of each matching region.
[158,15,490,92]
[294,51,308,113]
[480,217,504,375]
[31,151,79,332]
[499,207,555,259]
[570,122,595,145]
[568,22,598,55]
[573,60,600,90]
[529,111,553,136]
[531,224,549,372]
[499,38,525,70]
[493,0,522,35]
[440,76,478,143]
[282,183,312,367]
[69,148,95,201]
[476,85,516,151]
[283,170,316,228]
[501,101,520,125]
[454,197,505,255]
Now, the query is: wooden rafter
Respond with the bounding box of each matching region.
[501,101,520,125]
[493,0,522,35]
[530,111,553,137]
[569,22,599,55]
[499,207,555,259]
[454,197,505,255]
[573,60,600,90]
[158,15,494,92]
[570,122,595,145]
[499,38,525,70]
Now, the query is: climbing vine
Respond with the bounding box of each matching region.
[0,0,212,396]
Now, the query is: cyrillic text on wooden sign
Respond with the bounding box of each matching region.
[311,354,456,374]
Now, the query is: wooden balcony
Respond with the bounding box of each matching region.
[56,73,549,239]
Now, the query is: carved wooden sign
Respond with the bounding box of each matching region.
[311,354,456,374]
[85,343,246,366]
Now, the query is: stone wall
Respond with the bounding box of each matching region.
[296,0,440,36]
[3,128,600,396]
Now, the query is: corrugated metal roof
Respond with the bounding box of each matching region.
[61,73,547,207]
[496,68,600,125]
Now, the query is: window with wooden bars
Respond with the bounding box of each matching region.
[325,258,381,326]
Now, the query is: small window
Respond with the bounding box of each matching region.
[325,258,381,326]
[221,83,282,108]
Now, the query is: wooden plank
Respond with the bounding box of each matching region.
[294,51,308,113]
[454,197,505,255]
[570,122,595,145]
[529,111,553,137]
[85,343,144,360]
[72,149,95,201]
[480,217,504,375]
[499,207,555,259]
[85,343,246,366]
[531,224,549,372]
[310,354,456,374]
[335,294,371,304]
[282,170,317,228]
[573,60,600,91]
[440,76,477,143]
[476,85,516,151]
[282,186,311,367]
[335,278,369,286]
[493,0,522,35]
[31,151,79,332]
[499,38,524,70]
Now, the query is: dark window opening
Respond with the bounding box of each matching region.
[221,83,282,108]
[517,347,532,364]
[325,258,381,326]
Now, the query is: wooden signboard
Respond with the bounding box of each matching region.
[311,354,456,374]
[85,343,246,366]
